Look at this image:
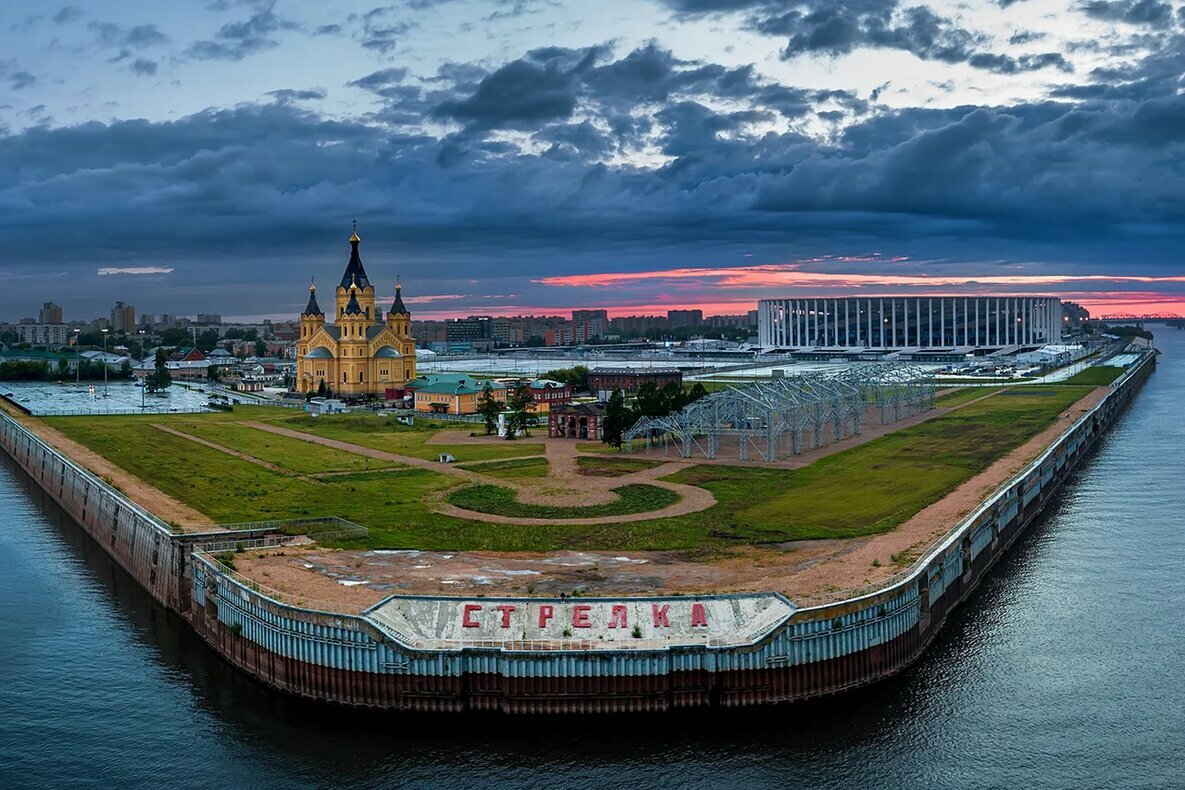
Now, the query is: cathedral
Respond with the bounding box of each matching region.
[296,227,417,396]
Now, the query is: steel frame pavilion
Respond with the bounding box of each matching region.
[623,364,935,462]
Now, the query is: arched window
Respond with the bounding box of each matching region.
[359,371,364,383]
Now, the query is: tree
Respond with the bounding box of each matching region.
[118,359,133,379]
[476,381,501,435]
[542,365,590,393]
[504,385,537,440]
[146,348,172,393]
[662,381,687,412]
[160,326,192,347]
[194,328,220,352]
[316,379,327,397]
[601,388,628,449]
[632,382,667,420]
[687,382,710,403]
[254,339,267,357]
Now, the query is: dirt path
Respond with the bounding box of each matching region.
[2,409,216,529]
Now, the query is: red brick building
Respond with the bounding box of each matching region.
[587,367,682,396]
[548,402,606,440]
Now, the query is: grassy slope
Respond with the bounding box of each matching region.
[1060,366,1125,386]
[41,387,1090,551]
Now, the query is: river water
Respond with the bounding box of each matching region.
[2,333,1183,790]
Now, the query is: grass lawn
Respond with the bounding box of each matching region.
[449,483,679,519]
[656,385,1088,543]
[274,412,545,463]
[456,457,549,479]
[936,386,1007,407]
[575,442,616,454]
[1060,366,1125,386]
[39,385,1093,551]
[576,456,664,477]
[168,419,400,475]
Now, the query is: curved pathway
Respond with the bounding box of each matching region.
[244,421,717,524]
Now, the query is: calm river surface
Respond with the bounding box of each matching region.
[2,332,1183,789]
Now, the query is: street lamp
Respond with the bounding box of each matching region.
[101,328,109,398]
[139,330,147,409]
[73,329,80,387]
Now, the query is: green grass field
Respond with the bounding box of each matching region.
[167,419,399,475]
[1060,366,1125,386]
[935,386,1007,407]
[576,456,664,477]
[456,457,549,479]
[39,386,1094,551]
[277,412,545,463]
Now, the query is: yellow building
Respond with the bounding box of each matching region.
[296,228,416,396]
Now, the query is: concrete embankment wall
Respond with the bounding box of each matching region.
[0,415,280,614]
[0,352,1156,714]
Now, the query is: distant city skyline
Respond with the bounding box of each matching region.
[3,1,1185,320]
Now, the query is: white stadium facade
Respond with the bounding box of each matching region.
[757,296,1064,350]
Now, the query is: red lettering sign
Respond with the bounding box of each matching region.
[496,603,516,628]
[537,604,554,628]
[608,604,628,629]
[690,602,708,627]
[652,603,670,628]
[462,604,482,628]
[572,604,592,628]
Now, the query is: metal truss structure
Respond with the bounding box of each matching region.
[623,364,935,462]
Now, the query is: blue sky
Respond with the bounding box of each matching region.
[2,0,1185,322]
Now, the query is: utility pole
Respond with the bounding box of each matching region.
[73,329,80,386]
[101,328,109,398]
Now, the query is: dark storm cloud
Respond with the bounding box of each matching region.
[533,120,613,159]
[434,49,595,130]
[4,32,1185,318]
[432,42,866,141]
[656,0,1073,74]
[187,6,297,61]
[1078,0,1174,25]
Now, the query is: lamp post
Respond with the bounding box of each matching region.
[73,329,80,386]
[101,328,109,398]
[139,330,147,409]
